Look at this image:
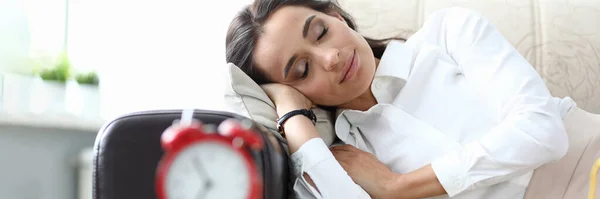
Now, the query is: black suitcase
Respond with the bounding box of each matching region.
[92,109,290,199]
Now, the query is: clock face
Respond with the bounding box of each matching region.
[165,141,251,199]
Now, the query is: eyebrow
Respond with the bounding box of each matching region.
[303,15,316,38]
[284,15,316,79]
[284,55,297,79]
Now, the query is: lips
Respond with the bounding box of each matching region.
[339,50,357,84]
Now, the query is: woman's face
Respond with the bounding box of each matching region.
[253,6,376,106]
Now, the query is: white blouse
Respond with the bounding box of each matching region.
[290,7,576,199]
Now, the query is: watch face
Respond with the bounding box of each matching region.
[165,142,251,199]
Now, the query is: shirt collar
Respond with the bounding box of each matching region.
[374,40,414,81]
[334,40,414,117]
[370,40,414,104]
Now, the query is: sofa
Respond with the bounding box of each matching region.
[339,0,600,114]
[338,0,600,198]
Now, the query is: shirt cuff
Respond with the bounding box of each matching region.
[431,142,484,197]
[290,138,334,177]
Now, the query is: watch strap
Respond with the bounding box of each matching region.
[276,109,317,137]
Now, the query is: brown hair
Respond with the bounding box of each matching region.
[225,0,405,85]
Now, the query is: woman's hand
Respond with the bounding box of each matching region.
[261,83,313,116]
[330,144,400,199]
[261,83,319,154]
[332,145,448,199]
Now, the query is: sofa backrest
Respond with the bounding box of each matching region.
[340,0,600,113]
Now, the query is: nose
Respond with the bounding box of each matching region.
[315,47,340,71]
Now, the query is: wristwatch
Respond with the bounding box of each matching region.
[276,109,317,138]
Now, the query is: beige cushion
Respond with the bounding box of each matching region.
[524,107,600,199]
[339,0,600,113]
[222,63,336,146]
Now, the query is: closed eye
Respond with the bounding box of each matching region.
[301,61,310,79]
[317,27,328,41]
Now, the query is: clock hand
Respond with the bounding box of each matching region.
[205,178,213,190]
[201,180,215,199]
[193,156,214,185]
[191,178,212,199]
[192,157,206,176]
[195,177,214,199]
[194,185,209,199]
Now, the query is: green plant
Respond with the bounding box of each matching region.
[75,71,99,86]
[39,53,71,83]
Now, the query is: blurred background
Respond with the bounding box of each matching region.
[0,0,252,198]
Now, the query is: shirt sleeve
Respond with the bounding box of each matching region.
[416,7,570,196]
[290,138,371,199]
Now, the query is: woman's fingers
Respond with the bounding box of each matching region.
[330,144,357,152]
[260,83,314,113]
[331,150,350,170]
[331,145,360,166]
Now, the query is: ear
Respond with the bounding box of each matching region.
[327,11,346,23]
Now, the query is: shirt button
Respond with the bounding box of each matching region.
[455,181,462,188]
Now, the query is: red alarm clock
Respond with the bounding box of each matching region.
[156,117,264,199]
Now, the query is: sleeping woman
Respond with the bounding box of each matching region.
[225,0,575,198]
